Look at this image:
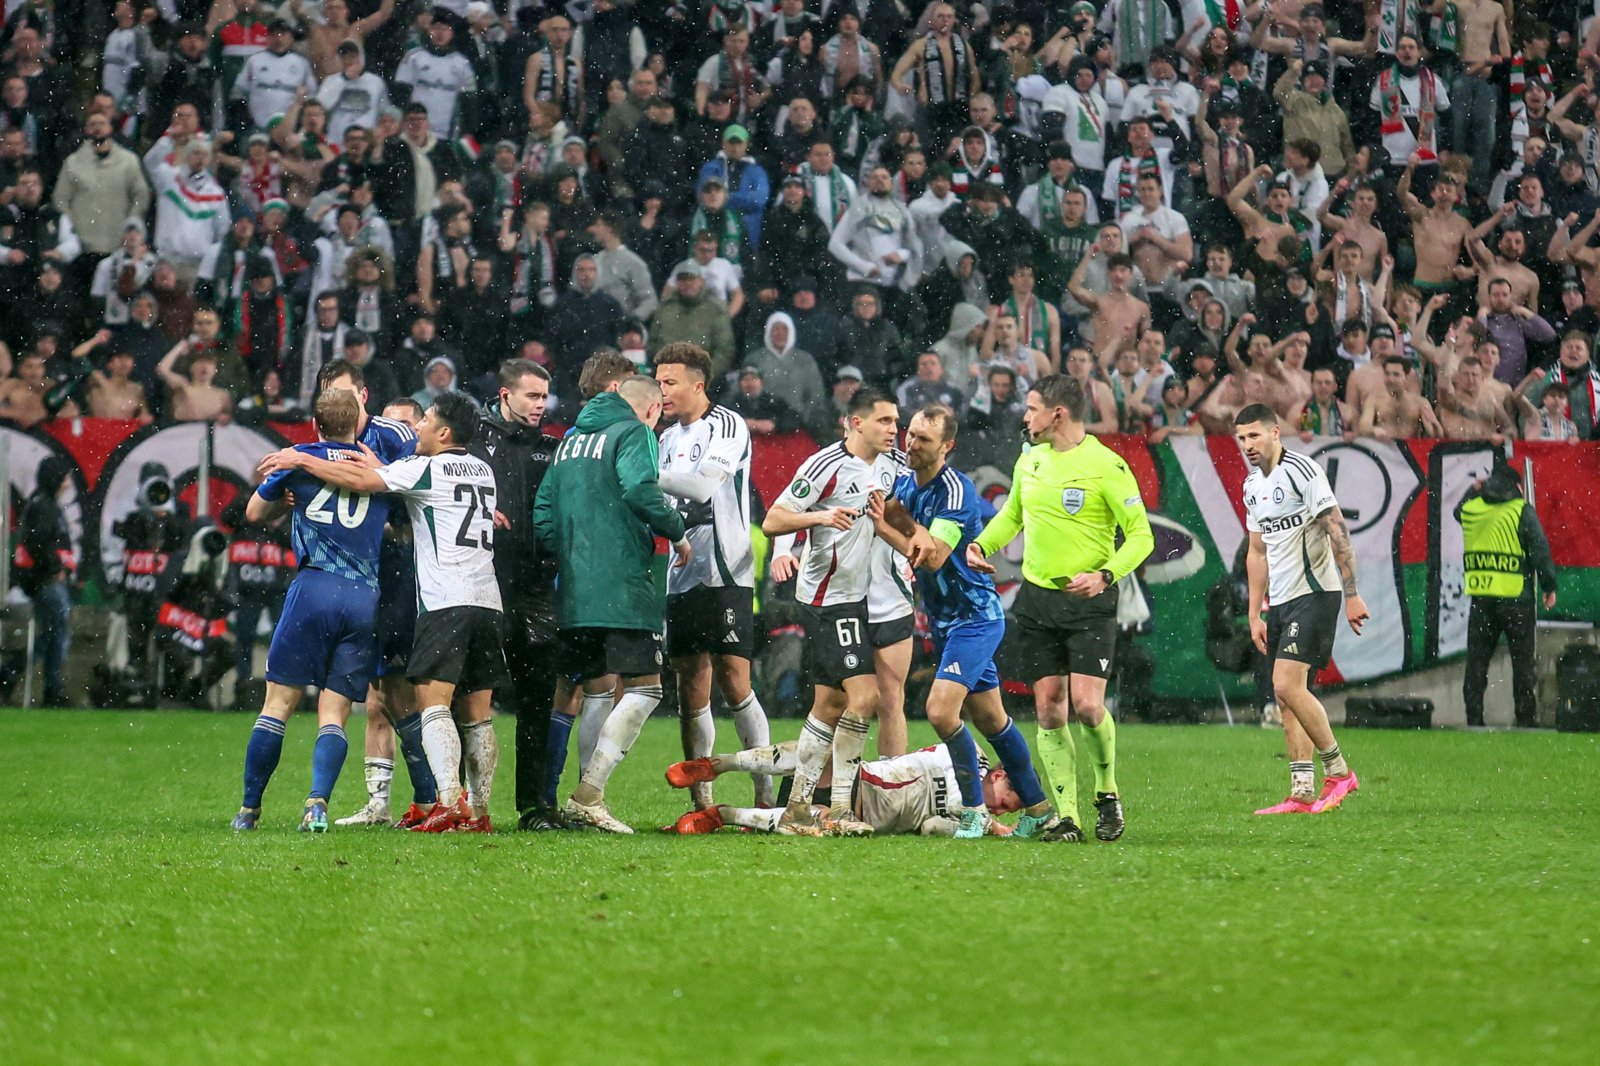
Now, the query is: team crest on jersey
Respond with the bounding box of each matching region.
[724,608,736,626]
[792,478,812,498]
[1062,487,1085,514]
[1273,487,1286,504]
[690,443,704,461]
[844,653,859,669]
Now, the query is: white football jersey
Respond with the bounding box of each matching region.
[867,537,914,624]
[660,405,753,593]
[378,450,502,613]
[856,746,962,835]
[1242,449,1341,607]
[394,47,477,136]
[773,441,903,608]
[237,50,317,131]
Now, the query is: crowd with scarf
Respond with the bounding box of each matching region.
[3,0,1600,448]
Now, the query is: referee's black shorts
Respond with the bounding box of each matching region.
[1011,580,1119,681]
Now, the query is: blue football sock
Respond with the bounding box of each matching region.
[309,724,348,801]
[393,713,438,805]
[242,715,286,809]
[985,717,1047,808]
[940,723,985,808]
[543,711,576,808]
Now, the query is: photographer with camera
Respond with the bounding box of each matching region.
[108,463,190,703]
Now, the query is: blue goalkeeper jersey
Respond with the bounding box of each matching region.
[256,441,390,590]
[893,464,1005,628]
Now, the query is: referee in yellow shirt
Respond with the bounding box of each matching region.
[968,374,1154,843]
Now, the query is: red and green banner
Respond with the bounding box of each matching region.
[975,436,1600,699]
[8,420,1595,700]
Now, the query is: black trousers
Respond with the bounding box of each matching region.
[1463,595,1538,727]
[501,610,559,813]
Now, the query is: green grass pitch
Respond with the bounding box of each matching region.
[2,710,1598,1065]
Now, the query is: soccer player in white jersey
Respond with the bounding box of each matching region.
[771,491,914,767]
[1235,403,1367,816]
[762,388,926,835]
[665,743,1023,836]
[263,392,507,833]
[653,342,774,811]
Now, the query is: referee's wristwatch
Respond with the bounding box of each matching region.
[1098,568,1116,589]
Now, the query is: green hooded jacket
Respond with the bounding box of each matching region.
[533,391,686,631]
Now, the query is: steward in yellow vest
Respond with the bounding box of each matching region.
[1454,462,1559,728]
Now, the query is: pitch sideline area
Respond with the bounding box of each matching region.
[2,711,1596,1064]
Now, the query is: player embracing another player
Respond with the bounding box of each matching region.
[261,392,508,833]
[231,389,391,832]
[1234,404,1366,815]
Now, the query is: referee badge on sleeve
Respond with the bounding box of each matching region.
[1062,488,1085,514]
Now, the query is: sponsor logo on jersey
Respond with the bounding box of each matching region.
[1282,642,1299,654]
[1258,513,1306,534]
[1062,487,1085,514]
[946,662,961,676]
[1099,657,1109,671]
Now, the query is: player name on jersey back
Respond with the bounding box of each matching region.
[378,450,502,614]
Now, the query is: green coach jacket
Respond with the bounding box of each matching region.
[533,391,686,631]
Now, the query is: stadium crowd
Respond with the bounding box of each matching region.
[0,0,1585,833]
[0,0,1597,446]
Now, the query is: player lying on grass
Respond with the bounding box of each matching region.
[666,742,1022,836]
[867,404,1065,840]
[232,390,389,833]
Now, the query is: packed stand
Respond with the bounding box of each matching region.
[0,1,1597,444]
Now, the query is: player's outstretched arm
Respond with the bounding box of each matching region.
[1316,505,1368,633]
[258,446,387,494]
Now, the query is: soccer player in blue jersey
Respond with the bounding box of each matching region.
[314,362,441,829]
[868,404,1062,840]
[230,389,391,833]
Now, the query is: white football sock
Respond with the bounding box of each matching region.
[731,691,775,805]
[461,719,498,818]
[419,705,463,807]
[790,714,836,807]
[683,704,716,808]
[576,684,662,801]
[722,741,796,777]
[830,713,871,809]
[721,805,784,833]
[364,757,394,805]
[576,690,616,775]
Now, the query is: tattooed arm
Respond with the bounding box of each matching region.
[1317,505,1370,634]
